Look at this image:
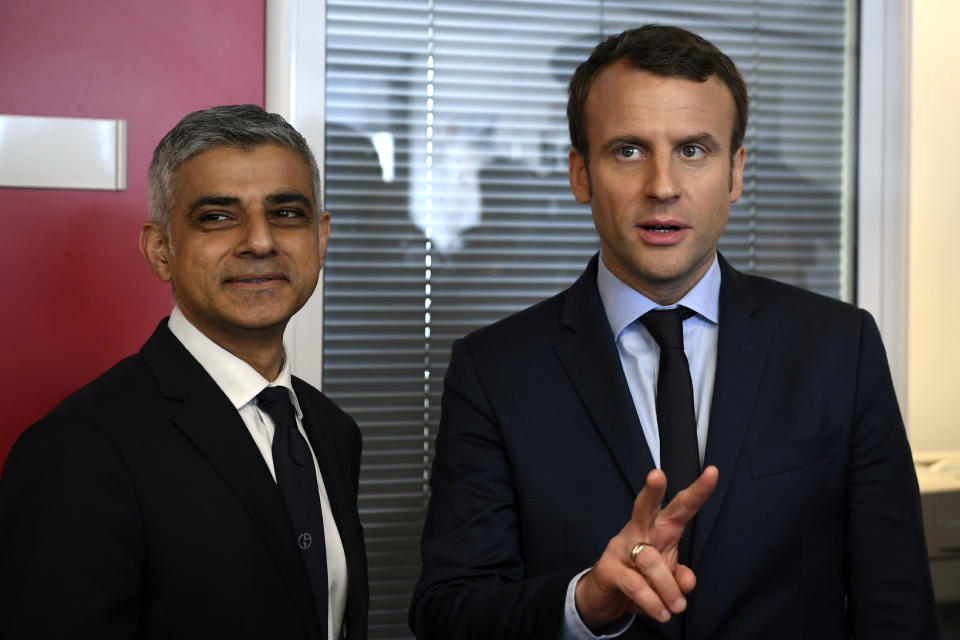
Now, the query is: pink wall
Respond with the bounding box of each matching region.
[0,0,266,464]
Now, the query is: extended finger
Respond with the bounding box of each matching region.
[660,465,719,525]
[630,469,668,530]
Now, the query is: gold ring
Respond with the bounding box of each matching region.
[630,541,651,567]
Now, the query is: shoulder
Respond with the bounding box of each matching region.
[2,353,153,502]
[21,353,154,443]
[57,353,155,411]
[463,256,600,355]
[451,259,601,375]
[292,377,351,419]
[292,377,360,438]
[725,262,867,330]
[451,287,578,386]
[467,288,568,348]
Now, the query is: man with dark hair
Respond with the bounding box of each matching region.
[566,25,749,166]
[0,105,368,639]
[410,25,937,639]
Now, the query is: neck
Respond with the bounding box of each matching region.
[179,310,288,381]
[223,338,286,381]
[207,329,286,380]
[601,251,716,307]
[646,285,692,307]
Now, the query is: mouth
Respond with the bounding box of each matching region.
[641,224,683,234]
[636,220,689,245]
[225,274,288,285]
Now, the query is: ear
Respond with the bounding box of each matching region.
[729,145,746,203]
[139,221,173,283]
[317,210,332,264]
[568,148,592,204]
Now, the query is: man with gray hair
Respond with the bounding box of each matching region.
[0,104,368,639]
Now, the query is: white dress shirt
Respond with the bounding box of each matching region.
[597,254,720,468]
[168,305,348,639]
[560,253,722,640]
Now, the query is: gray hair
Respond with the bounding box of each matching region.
[147,104,321,231]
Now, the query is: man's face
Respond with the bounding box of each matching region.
[142,144,329,349]
[569,62,745,304]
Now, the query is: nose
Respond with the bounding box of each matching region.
[239,212,277,256]
[644,154,680,203]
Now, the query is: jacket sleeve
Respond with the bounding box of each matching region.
[844,310,939,638]
[409,338,575,640]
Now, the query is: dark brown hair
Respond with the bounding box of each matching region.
[567,25,749,163]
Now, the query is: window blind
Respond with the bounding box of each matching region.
[323,2,854,637]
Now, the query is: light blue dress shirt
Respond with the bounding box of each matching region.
[560,253,722,640]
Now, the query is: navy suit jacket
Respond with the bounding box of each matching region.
[0,320,368,639]
[410,254,937,639]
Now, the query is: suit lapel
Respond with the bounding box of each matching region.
[692,257,771,566]
[554,256,656,495]
[140,322,325,639]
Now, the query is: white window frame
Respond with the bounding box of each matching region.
[856,0,912,411]
[267,0,328,389]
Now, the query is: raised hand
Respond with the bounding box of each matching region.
[574,465,719,628]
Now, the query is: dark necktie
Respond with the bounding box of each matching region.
[640,307,700,564]
[257,387,329,637]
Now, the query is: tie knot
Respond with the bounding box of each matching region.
[640,307,692,350]
[257,386,297,430]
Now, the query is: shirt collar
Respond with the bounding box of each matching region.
[596,251,722,340]
[167,305,301,418]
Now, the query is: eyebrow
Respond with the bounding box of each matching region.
[266,191,314,208]
[187,195,241,214]
[602,132,723,153]
[602,135,647,153]
[186,191,314,215]
[679,132,722,151]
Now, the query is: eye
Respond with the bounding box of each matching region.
[272,208,306,219]
[197,211,232,223]
[270,207,313,227]
[615,145,642,160]
[679,145,705,160]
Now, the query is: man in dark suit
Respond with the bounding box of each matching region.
[410,26,938,639]
[0,105,368,638]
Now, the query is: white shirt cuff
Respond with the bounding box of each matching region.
[559,568,634,640]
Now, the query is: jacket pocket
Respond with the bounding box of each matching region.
[748,429,841,477]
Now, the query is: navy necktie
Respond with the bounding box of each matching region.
[257,386,329,637]
[640,307,699,564]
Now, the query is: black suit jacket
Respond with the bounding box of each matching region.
[410,254,938,639]
[0,320,368,639]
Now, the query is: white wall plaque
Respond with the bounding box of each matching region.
[0,114,126,190]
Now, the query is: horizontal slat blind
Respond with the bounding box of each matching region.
[324,2,853,637]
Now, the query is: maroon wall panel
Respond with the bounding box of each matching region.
[0,0,266,464]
